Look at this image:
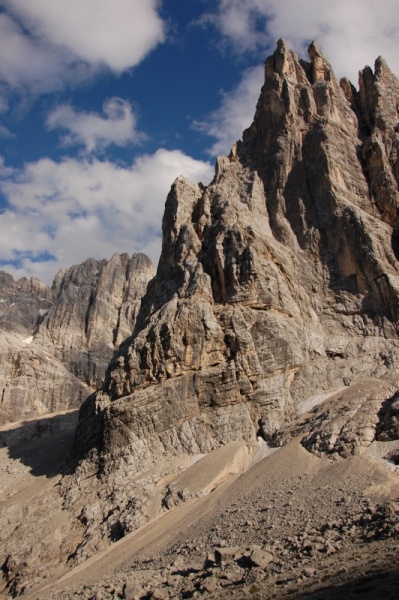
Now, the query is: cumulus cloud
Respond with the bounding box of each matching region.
[0,150,213,283]
[0,11,72,95]
[0,0,165,95]
[47,98,145,154]
[193,65,264,156]
[202,0,399,84]
[4,0,165,71]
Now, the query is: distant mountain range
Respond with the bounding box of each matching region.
[0,253,154,424]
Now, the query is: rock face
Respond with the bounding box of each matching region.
[64,40,399,554]
[36,253,155,388]
[75,41,399,463]
[0,272,53,335]
[0,254,155,424]
[271,378,399,457]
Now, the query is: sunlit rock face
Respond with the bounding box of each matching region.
[74,40,399,473]
[62,43,399,566]
[0,253,155,424]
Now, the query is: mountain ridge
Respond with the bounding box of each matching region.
[74,39,399,465]
[0,253,155,424]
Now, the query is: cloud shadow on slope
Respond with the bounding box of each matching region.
[0,410,79,477]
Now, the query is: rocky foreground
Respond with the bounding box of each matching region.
[1,418,397,599]
[0,39,399,598]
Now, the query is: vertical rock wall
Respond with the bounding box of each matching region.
[0,254,155,423]
[74,41,399,474]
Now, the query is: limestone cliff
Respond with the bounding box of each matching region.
[62,44,399,559]
[0,272,53,335]
[36,253,155,388]
[74,41,399,475]
[0,254,155,423]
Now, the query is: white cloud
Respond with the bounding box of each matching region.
[0,124,14,139]
[203,0,399,85]
[193,65,264,156]
[0,0,165,95]
[0,11,73,95]
[0,150,213,283]
[0,157,14,177]
[47,98,145,154]
[199,0,267,52]
[3,0,166,72]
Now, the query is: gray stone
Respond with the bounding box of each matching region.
[123,580,144,600]
[150,588,169,600]
[201,575,219,593]
[214,547,242,563]
[249,548,275,570]
[0,253,154,424]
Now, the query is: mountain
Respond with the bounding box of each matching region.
[69,39,399,536]
[0,253,155,424]
[0,40,398,599]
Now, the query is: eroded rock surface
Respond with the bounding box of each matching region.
[62,40,399,564]
[0,272,53,336]
[0,254,154,423]
[269,378,399,458]
[76,40,399,467]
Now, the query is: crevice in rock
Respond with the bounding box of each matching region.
[109,520,124,543]
[256,418,268,442]
[384,450,399,465]
[391,225,399,261]
[84,288,96,338]
[375,391,399,441]
[112,305,122,348]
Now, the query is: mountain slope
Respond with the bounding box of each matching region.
[0,253,155,424]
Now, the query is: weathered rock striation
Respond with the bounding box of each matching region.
[36,253,155,388]
[0,254,154,424]
[65,40,399,551]
[0,272,53,336]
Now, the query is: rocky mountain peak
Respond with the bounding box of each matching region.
[359,55,399,131]
[72,41,399,485]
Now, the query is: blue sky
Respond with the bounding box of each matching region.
[0,0,398,283]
